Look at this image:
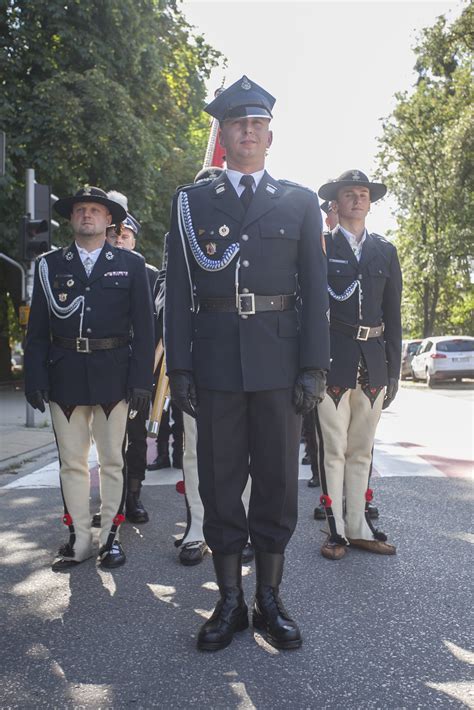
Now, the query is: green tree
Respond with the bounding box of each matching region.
[376,3,473,338]
[0,0,222,379]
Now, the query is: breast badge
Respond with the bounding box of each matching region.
[206,242,217,256]
[66,279,75,287]
[219,224,230,237]
[58,293,68,302]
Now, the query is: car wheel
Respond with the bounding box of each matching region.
[426,369,436,388]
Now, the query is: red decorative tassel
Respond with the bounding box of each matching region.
[63,513,73,526]
[320,494,332,508]
[365,489,374,502]
[113,514,126,526]
[176,480,185,495]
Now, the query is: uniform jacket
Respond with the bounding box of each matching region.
[145,261,160,346]
[24,242,155,405]
[325,228,402,388]
[165,171,330,392]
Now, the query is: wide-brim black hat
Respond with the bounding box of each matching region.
[54,186,127,223]
[205,75,275,122]
[318,170,387,203]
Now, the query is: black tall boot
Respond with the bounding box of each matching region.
[252,551,302,650]
[126,479,149,524]
[197,553,249,651]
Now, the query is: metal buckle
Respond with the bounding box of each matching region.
[356,326,370,341]
[76,337,91,353]
[238,293,256,315]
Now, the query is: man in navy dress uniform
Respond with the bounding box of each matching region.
[24,187,154,570]
[165,76,330,650]
[315,170,402,560]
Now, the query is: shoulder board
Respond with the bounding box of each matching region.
[176,179,212,193]
[37,247,60,261]
[124,249,145,261]
[370,232,391,244]
[278,179,315,195]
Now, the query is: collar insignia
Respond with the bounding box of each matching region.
[105,251,114,260]
[65,251,73,261]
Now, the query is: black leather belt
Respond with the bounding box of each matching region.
[198,293,296,316]
[53,335,129,353]
[330,319,384,341]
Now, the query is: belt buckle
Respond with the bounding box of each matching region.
[356,326,370,341]
[76,337,91,353]
[238,293,255,315]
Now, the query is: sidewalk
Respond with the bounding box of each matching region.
[0,383,56,472]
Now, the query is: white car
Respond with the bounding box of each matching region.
[411,335,474,387]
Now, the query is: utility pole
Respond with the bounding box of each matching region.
[25,169,35,427]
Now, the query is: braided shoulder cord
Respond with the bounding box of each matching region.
[38,257,85,336]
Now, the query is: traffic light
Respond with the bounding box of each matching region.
[20,182,56,261]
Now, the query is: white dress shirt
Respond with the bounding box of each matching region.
[75,243,104,267]
[226,168,266,197]
[338,225,367,262]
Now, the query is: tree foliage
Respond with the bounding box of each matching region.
[0,0,222,264]
[376,3,473,338]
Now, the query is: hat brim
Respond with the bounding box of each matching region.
[318,180,387,203]
[221,106,272,121]
[54,195,127,224]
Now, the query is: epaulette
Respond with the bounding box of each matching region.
[278,179,315,195]
[37,246,60,261]
[176,178,213,193]
[125,249,145,261]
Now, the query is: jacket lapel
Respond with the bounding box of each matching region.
[87,243,118,285]
[358,232,378,268]
[211,174,245,222]
[61,243,88,284]
[242,171,280,229]
[332,228,359,269]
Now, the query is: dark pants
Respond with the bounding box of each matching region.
[126,409,147,483]
[196,388,301,555]
[157,404,184,456]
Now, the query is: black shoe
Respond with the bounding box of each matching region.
[252,551,302,650]
[99,541,126,568]
[314,504,326,521]
[179,540,209,566]
[126,492,149,524]
[367,503,379,520]
[91,513,101,528]
[301,455,311,465]
[147,454,171,471]
[197,553,249,651]
[241,542,254,564]
[307,475,320,488]
[51,543,84,572]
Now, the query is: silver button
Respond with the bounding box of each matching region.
[242,288,249,294]
[86,306,91,312]
[241,314,248,320]
[241,234,249,241]
[358,274,363,279]
[86,328,92,334]
[279,228,285,235]
[85,286,91,292]
[242,260,249,268]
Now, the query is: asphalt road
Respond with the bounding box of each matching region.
[0,385,473,710]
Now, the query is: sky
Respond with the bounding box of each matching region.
[181,0,463,235]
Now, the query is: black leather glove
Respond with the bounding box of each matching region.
[293,369,326,415]
[26,390,49,413]
[127,388,151,414]
[382,377,399,410]
[168,371,197,418]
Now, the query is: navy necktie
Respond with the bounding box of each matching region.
[239,174,255,211]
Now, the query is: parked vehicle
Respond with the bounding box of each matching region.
[411,336,474,387]
[400,339,423,379]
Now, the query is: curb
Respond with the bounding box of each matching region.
[0,441,57,474]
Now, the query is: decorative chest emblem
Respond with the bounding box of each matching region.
[65,251,73,261]
[105,251,114,260]
[66,279,74,287]
[58,293,68,302]
[219,224,230,237]
[241,77,252,90]
[206,242,217,256]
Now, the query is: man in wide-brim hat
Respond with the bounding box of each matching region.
[314,169,402,561]
[24,185,155,571]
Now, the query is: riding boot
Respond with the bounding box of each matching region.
[197,553,249,651]
[126,478,149,524]
[252,550,302,650]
